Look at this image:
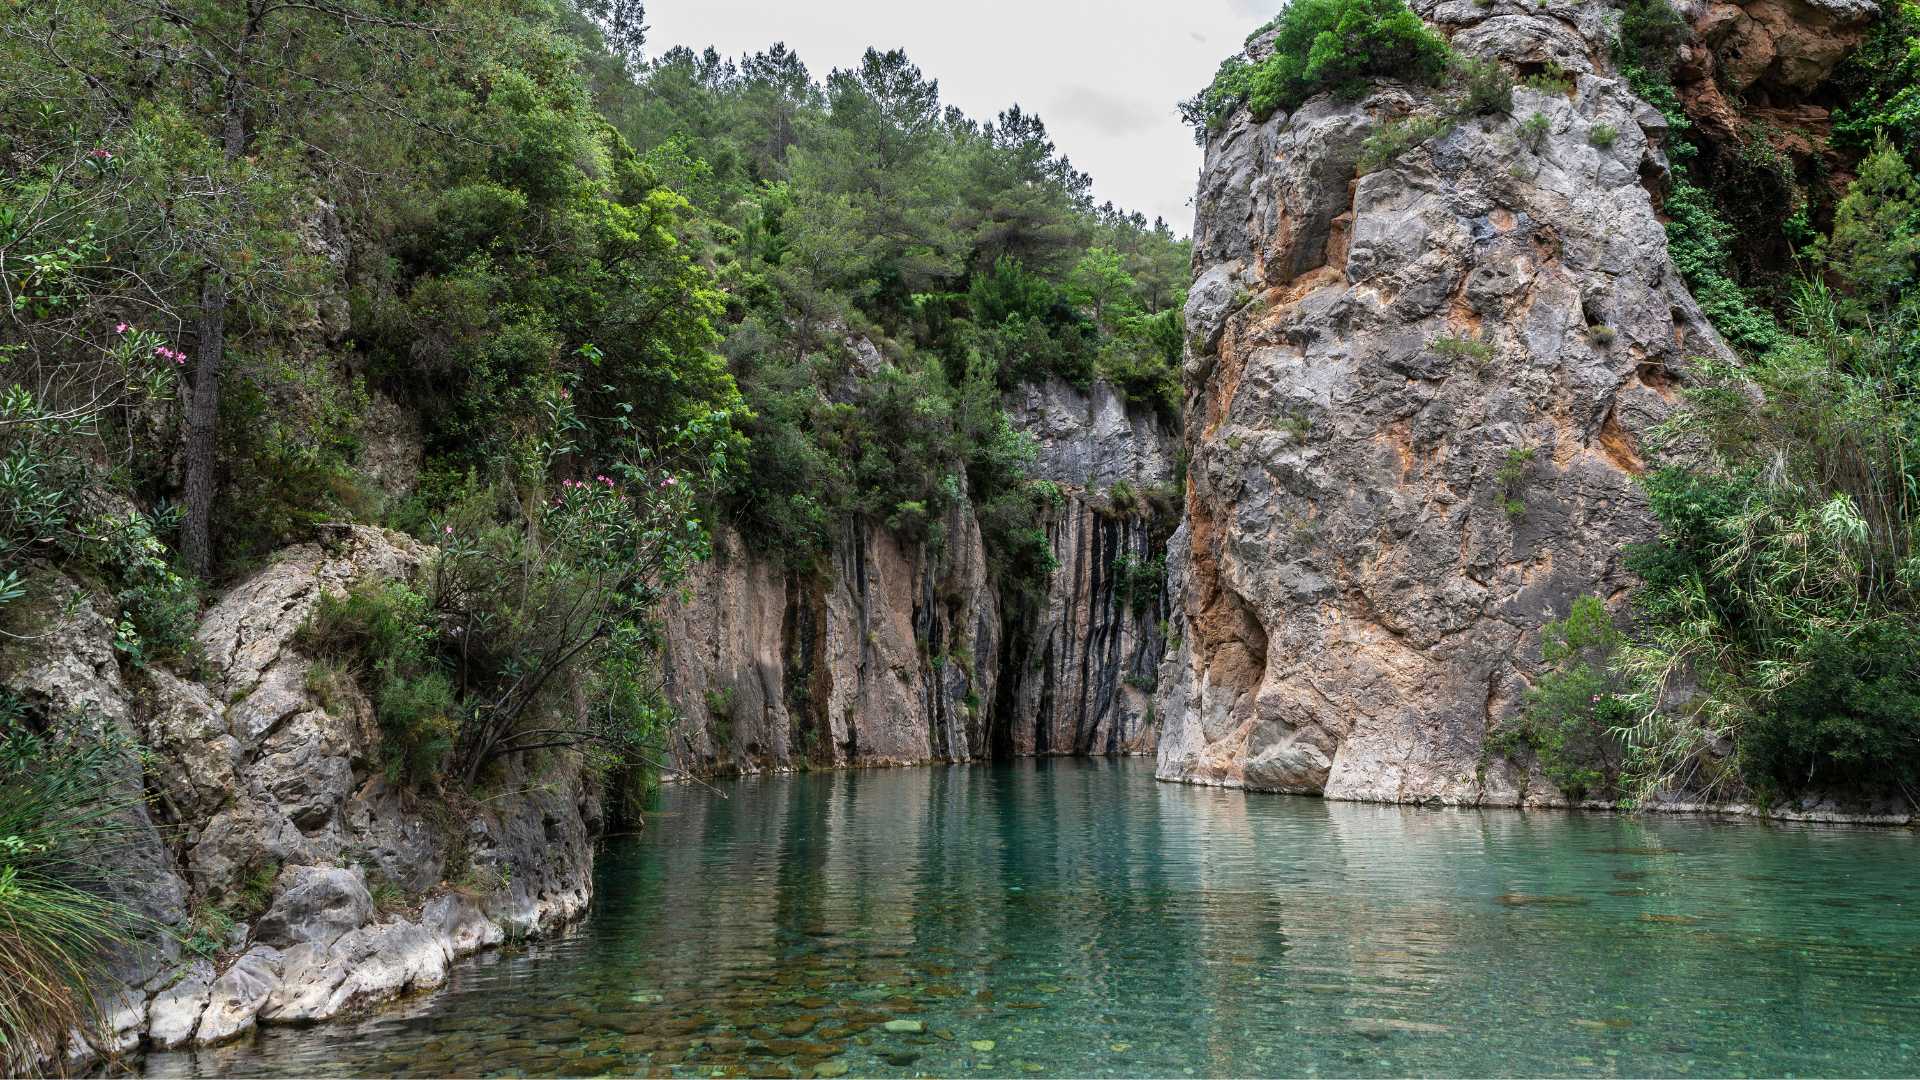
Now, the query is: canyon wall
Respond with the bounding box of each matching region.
[662,378,1175,774]
[1156,0,1728,805]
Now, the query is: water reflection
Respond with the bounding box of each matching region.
[146,758,1920,1078]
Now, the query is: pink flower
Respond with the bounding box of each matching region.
[115,322,129,334]
[443,525,453,535]
[664,476,678,487]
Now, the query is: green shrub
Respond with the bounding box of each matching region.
[1111,552,1167,616]
[82,511,200,669]
[1817,136,1920,321]
[1496,446,1536,518]
[1588,122,1618,149]
[1612,0,1691,80]
[1742,623,1920,794]
[1827,0,1920,163]
[1431,333,1496,370]
[1661,178,1784,357]
[1181,0,1452,135]
[374,672,460,786]
[1356,114,1455,175]
[1520,62,1575,95]
[299,580,452,785]
[1099,307,1185,421]
[1487,597,1633,801]
[1457,56,1515,115]
[1280,411,1313,443]
[1517,111,1552,151]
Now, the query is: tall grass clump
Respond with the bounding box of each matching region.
[0,706,145,1070]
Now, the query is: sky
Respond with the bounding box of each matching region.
[644,0,1280,237]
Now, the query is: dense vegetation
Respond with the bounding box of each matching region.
[594,43,1188,565]
[0,0,1186,1053]
[1180,0,1452,137]
[1507,0,1920,807]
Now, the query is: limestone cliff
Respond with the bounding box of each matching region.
[1156,0,1729,805]
[1,528,595,1064]
[663,378,1175,773]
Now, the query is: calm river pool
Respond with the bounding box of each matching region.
[144,758,1919,1077]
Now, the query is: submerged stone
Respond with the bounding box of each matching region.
[1496,894,1588,907]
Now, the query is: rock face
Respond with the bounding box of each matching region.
[663,378,1176,772]
[1,526,595,1064]
[664,506,1002,771]
[1674,0,1878,146]
[1156,0,1734,804]
[998,381,1177,757]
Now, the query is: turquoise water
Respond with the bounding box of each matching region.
[146,758,1919,1077]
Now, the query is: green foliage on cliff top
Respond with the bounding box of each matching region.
[1180,0,1452,137]
[610,43,1189,576]
[1,0,1190,804]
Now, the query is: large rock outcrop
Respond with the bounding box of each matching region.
[1156,0,1733,804]
[2,526,595,1064]
[663,378,1176,772]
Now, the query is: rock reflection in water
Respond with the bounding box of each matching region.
[144,759,1920,1078]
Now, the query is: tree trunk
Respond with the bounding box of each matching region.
[179,270,227,580]
[178,5,260,580]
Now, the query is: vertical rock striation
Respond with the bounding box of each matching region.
[662,377,1177,773]
[1156,0,1737,804]
[998,380,1178,758]
[662,502,1001,773]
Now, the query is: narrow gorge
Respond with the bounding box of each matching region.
[3,0,1918,1072]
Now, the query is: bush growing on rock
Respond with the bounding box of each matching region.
[1488,597,1634,802]
[1517,111,1553,151]
[1356,114,1456,175]
[1827,0,1920,164]
[1180,0,1452,135]
[1611,0,1692,80]
[1457,57,1516,115]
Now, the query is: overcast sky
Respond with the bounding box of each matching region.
[644,0,1278,237]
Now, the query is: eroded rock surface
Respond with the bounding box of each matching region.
[663,378,1176,772]
[1156,0,1732,805]
[3,526,595,1064]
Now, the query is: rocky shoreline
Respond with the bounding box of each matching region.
[5,527,596,1068]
